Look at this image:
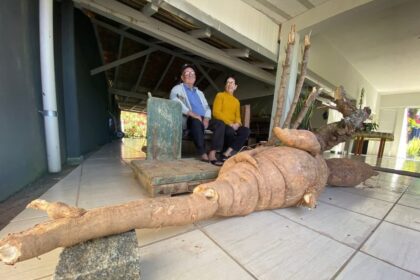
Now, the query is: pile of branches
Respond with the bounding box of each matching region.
[268,25,371,151]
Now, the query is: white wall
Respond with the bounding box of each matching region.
[308,35,378,107]
[380,92,420,109]
[368,92,420,157]
[305,34,381,153]
[184,0,279,54]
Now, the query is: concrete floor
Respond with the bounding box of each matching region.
[1,139,419,279]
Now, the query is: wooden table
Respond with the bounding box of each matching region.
[353,132,394,159]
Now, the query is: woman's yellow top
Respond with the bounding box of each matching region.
[212,91,241,125]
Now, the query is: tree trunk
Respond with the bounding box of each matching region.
[314,107,371,151]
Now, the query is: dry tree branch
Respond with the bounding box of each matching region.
[268,25,296,144]
[283,33,311,129]
[313,86,371,151]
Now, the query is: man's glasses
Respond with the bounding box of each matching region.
[183,71,196,77]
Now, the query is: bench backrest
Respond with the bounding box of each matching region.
[146,97,182,160]
[241,104,251,128]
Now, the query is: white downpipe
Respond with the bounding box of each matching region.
[40,0,61,172]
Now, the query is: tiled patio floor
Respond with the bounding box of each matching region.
[1,139,419,279]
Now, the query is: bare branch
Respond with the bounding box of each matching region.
[268,25,296,144]
[314,86,372,151]
[283,33,311,129]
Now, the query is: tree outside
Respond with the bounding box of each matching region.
[120,111,147,139]
[406,108,420,159]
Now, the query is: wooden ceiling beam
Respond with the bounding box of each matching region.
[74,0,275,85]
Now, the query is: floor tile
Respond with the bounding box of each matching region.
[194,216,226,228]
[39,184,78,206]
[140,230,254,280]
[339,184,402,203]
[319,187,394,219]
[203,211,354,280]
[385,204,420,231]
[337,252,420,280]
[407,183,420,196]
[77,182,148,209]
[9,208,48,223]
[77,171,149,209]
[136,224,196,247]
[362,221,420,275]
[275,202,379,248]
[399,193,420,209]
[364,177,408,193]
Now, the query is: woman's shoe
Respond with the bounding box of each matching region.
[210,160,223,166]
[221,154,231,162]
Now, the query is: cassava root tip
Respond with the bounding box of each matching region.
[0,244,20,265]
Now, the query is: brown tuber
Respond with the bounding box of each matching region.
[0,127,332,265]
[0,121,378,265]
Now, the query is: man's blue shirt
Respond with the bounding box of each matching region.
[184,84,205,117]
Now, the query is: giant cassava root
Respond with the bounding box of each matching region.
[0,127,333,265]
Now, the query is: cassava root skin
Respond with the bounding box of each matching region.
[0,193,218,265]
[0,128,373,265]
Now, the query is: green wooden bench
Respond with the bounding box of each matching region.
[132,96,221,197]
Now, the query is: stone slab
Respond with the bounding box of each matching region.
[132,158,220,196]
[54,230,141,280]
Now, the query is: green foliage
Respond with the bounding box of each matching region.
[408,117,420,129]
[292,87,315,130]
[363,122,379,132]
[121,111,147,138]
[407,138,420,158]
[358,88,365,109]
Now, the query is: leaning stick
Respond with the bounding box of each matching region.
[268,25,296,144]
[283,33,311,129]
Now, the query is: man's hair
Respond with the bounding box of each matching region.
[224,74,237,84]
[180,63,196,76]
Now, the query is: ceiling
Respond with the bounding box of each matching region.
[79,0,281,112]
[242,0,330,24]
[79,0,420,112]
[317,0,420,94]
[245,0,420,95]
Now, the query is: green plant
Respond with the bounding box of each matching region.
[292,87,315,130]
[363,122,379,132]
[121,111,147,138]
[358,88,365,109]
[408,117,420,129]
[407,138,420,158]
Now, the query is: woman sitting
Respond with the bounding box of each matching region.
[212,75,250,160]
